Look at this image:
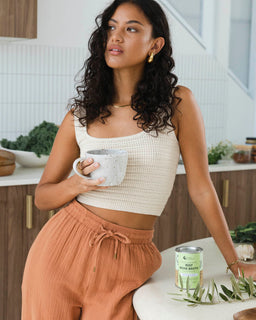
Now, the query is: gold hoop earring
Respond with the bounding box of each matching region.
[148,52,154,63]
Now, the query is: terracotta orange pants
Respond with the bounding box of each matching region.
[21,200,162,320]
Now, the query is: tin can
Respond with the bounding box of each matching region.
[175,246,203,289]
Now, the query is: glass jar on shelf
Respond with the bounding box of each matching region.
[232,145,251,163]
[246,137,256,163]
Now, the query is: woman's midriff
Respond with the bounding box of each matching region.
[79,202,158,230]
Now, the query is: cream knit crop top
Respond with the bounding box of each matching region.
[74,115,180,216]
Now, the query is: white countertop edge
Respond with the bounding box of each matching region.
[176,162,256,175]
[1,163,256,187]
[0,166,44,186]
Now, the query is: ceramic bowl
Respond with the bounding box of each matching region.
[0,147,49,167]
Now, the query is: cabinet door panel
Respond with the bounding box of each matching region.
[0,187,8,319]
[0,184,52,320]
[154,170,256,252]
[153,175,189,251]
[0,0,37,38]
[217,171,255,229]
[6,186,26,320]
[22,185,50,266]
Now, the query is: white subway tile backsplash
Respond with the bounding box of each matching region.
[0,43,86,141]
[175,54,228,146]
[0,44,227,146]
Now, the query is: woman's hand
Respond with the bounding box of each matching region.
[231,262,256,281]
[70,157,109,193]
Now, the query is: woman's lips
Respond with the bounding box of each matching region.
[109,49,123,55]
[108,46,124,55]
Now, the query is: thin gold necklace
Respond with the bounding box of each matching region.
[112,103,130,109]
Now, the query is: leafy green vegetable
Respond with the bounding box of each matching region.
[208,140,235,164]
[230,222,256,243]
[0,121,58,158]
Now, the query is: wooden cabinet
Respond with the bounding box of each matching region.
[215,170,256,229]
[0,0,37,38]
[153,170,256,251]
[0,184,51,320]
[0,169,255,319]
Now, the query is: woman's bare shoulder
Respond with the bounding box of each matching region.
[174,85,199,115]
[174,85,193,100]
[62,109,76,126]
[172,86,197,130]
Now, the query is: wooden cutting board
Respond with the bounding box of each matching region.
[233,308,256,320]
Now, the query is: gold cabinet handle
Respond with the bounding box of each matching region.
[222,179,229,208]
[26,195,33,229]
[48,210,55,220]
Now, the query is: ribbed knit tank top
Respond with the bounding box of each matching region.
[74,115,180,216]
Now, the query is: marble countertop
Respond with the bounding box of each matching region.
[1,163,256,187]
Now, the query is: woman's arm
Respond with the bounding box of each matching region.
[35,111,107,210]
[173,86,256,279]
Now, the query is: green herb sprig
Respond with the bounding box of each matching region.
[169,272,256,306]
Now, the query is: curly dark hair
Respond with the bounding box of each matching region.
[69,0,181,134]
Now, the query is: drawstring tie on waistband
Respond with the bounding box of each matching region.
[89,225,131,272]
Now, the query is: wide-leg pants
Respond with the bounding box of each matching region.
[21,200,162,319]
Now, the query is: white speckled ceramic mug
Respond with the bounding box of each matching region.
[72,149,128,186]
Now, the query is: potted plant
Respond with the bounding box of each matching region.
[208,140,235,165]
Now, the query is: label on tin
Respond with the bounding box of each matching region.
[175,247,203,289]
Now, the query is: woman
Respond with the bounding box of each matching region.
[21,0,256,319]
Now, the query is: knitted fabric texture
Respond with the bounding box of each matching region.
[74,116,180,216]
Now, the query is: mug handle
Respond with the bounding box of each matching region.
[72,157,93,179]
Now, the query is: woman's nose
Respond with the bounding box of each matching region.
[110,30,123,43]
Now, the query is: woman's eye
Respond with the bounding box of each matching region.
[127,27,137,32]
[107,25,115,31]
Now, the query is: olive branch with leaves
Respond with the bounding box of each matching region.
[169,271,256,306]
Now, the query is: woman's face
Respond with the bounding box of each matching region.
[104,3,156,71]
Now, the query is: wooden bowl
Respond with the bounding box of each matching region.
[0,149,15,166]
[0,163,16,176]
[233,308,256,320]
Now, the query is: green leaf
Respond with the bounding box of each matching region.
[230,275,243,300]
[179,274,184,291]
[211,279,215,300]
[186,277,191,297]
[198,288,205,301]
[221,285,234,299]
[219,293,229,302]
[172,298,186,302]
[193,283,200,299]
[248,276,255,297]
[214,281,220,302]
[205,283,210,302]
